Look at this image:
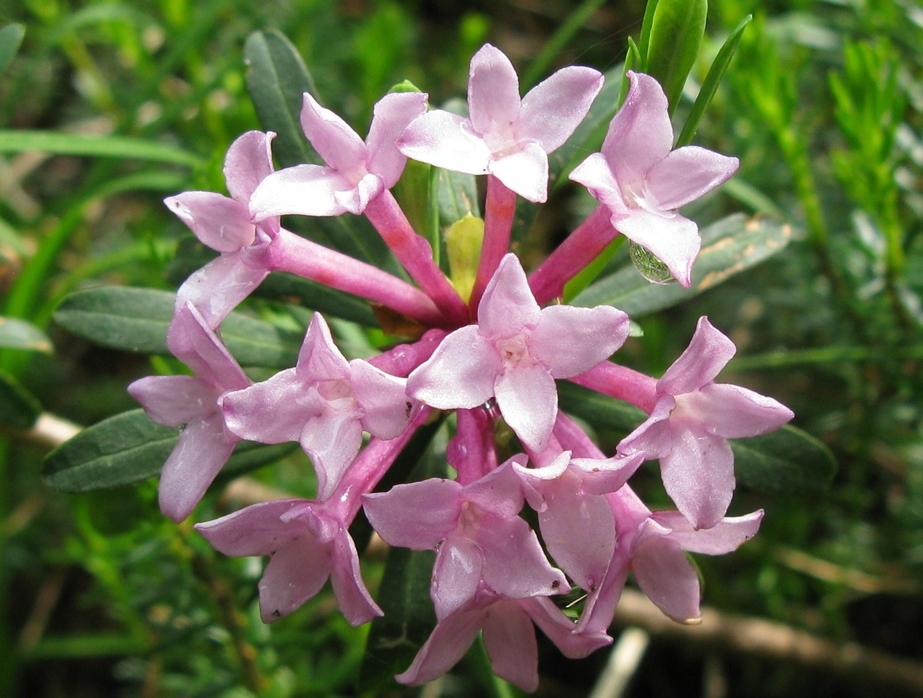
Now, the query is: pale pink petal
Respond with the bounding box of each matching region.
[433,536,483,619]
[366,91,428,188]
[660,427,735,530]
[488,141,549,202]
[362,479,462,548]
[166,303,250,391]
[617,397,676,460]
[298,313,351,378]
[463,458,526,518]
[329,528,383,625]
[523,596,613,658]
[602,72,673,185]
[349,359,412,439]
[395,603,487,685]
[689,384,794,438]
[646,146,739,210]
[224,130,275,202]
[406,326,499,409]
[158,413,237,522]
[249,164,350,219]
[333,171,382,214]
[128,375,213,427]
[495,363,557,452]
[632,533,701,622]
[652,509,764,554]
[300,408,363,498]
[538,483,615,591]
[512,451,569,512]
[478,254,541,337]
[479,514,568,599]
[658,317,736,396]
[174,252,269,330]
[518,66,604,153]
[221,370,312,445]
[259,532,332,622]
[531,304,629,378]
[165,192,255,253]
[398,109,493,174]
[573,452,645,495]
[467,44,521,140]
[300,92,367,173]
[569,152,628,214]
[195,499,309,556]
[614,209,700,287]
[483,602,539,692]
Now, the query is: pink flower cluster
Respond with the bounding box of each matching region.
[129,44,792,690]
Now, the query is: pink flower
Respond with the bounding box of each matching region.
[398,43,603,203]
[407,254,629,452]
[221,313,413,498]
[619,317,794,529]
[196,498,381,626]
[165,131,277,328]
[363,459,567,621]
[569,72,739,286]
[249,91,428,218]
[128,303,250,522]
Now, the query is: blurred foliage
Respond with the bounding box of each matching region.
[0,0,922,696]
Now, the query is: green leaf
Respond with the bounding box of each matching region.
[676,14,752,148]
[0,131,203,168]
[0,24,25,76]
[53,286,304,368]
[0,368,41,430]
[43,408,297,492]
[244,29,318,169]
[732,424,836,494]
[0,317,53,353]
[558,380,647,436]
[645,0,707,114]
[573,214,794,316]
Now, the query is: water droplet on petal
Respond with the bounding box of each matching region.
[629,242,676,285]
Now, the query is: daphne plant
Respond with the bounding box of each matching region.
[44,3,836,692]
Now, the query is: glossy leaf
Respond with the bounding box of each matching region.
[0,131,203,168]
[572,214,794,317]
[0,317,53,353]
[0,23,25,75]
[43,408,297,493]
[0,368,41,430]
[53,286,303,368]
[645,0,707,115]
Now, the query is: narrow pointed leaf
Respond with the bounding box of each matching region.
[731,425,836,493]
[0,368,41,430]
[53,286,303,368]
[0,317,53,353]
[572,215,794,317]
[645,0,707,115]
[0,24,25,75]
[0,131,203,168]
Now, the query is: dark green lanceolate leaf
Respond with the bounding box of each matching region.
[43,408,297,492]
[559,382,837,494]
[53,286,303,368]
[0,317,53,353]
[675,15,752,148]
[732,424,836,494]
[0,368,41,430]
[572,214,794,317]
[244,30,318,169]
[0,24,25,75]
[645,0,707,115]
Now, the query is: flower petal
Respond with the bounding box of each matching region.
[646,146,739,210]
[407,325,499,409]
[479,514,568,600]
[660,427,735,530]
[398,109,493,174]
[300,407,363,498]
[366,91,428,188]
[298,313,352,379]
[350,359,412,439]
[363,478,462,549]
[614,209,700,287]
[396,602,487,686]
[329,528,383,625]
[518,66,603,153]
[167,303,250,391]
[165,192,255,253]
[433,535,483,619]
[249,164,351,219]
[478,253,541,337]
[221,369,312,445]
[483,602,539,692]
[488,141,549,202]
[690,383,794,438]
[195,499,309,556]
[300,92,367,173]
[128,375,213,427]
[259,531,332,622]
[495,363,557,452]
[224,130,275,202]
[569,152,627,214]
[158,413,237,522]
[174,251,269,330]
[652,509,764,554]
[658,317,736,396]
[632,532,701,623]
[531,304,629,378]
[467,44,521,140]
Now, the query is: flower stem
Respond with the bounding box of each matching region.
[528,205,616,305]
[364,191,469,326]
[569,362,658,414]
[469,175,518,313]
[269,229,445,328]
